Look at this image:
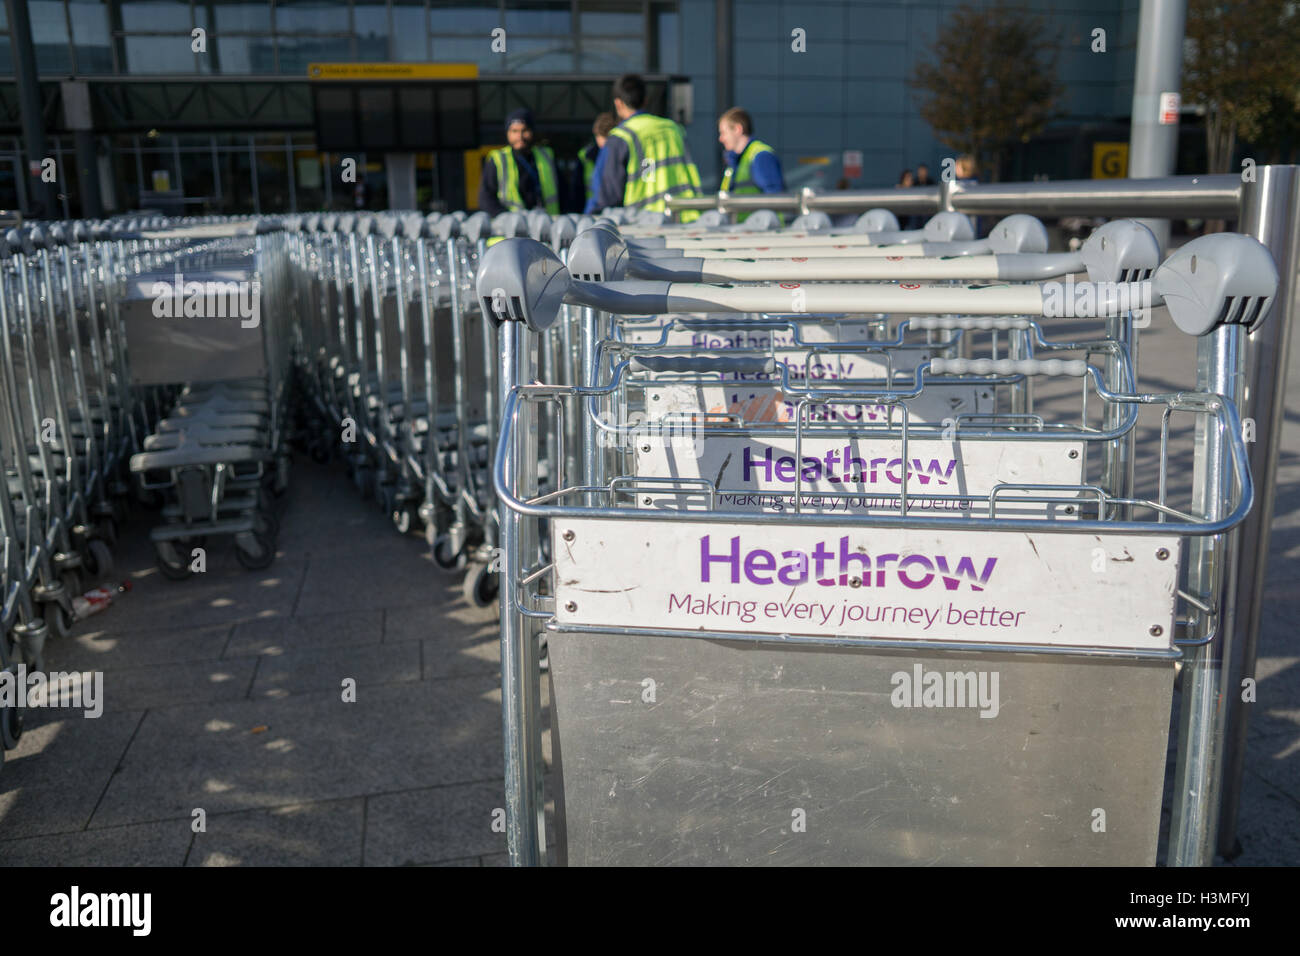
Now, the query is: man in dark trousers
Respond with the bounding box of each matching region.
[477,107,561,216]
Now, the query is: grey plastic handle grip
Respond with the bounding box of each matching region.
[930,357,1088,377]
[994,252,1086,281]
[629,355,777,376]
[627,256,705,281]
[911,315,1032,331]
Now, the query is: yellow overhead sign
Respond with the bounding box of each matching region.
[1092,142,1129,179]
[307,62,479,80]
[797,156,831,165]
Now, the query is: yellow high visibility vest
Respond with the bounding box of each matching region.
[608,113,702,223]
[488,145,560,215]
[721,139,779,223]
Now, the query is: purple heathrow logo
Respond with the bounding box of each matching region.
[699,534,997,590]
[742,446,958,486]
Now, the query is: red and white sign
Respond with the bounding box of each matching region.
[843,150,863,178]
[900,282,921,290]
[1159,92,1180,125]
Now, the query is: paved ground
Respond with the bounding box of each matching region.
[1,301,1297,867]
[0,459,518,866]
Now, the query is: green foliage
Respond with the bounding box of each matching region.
[909,2,1063,181]
[1184,0,1300,171]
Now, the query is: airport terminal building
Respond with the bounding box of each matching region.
[0,0,1159,217]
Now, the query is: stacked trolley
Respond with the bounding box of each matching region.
[124,219,293,577]
[0,213,272,770]
[285,207,592,606]
[477,208,1278,866]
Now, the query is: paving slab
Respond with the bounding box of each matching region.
[0,820,190,866]
[52,622,234,672]
[187,798,365,866]
[89,675,503,828]
[1246,654,1300,742]
[226,609,384,658]
[0,708,144,841]
[363,780,508,865]
[251,641,421,698]
[103,557,308,634]
[293,538,443,615]
[97,658,261,713]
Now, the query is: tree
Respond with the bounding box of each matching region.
[1184,0,1300,173]
[910,2,1062,182]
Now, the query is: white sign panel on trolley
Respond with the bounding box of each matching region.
[635,435,1086,517]
[646,382,992,425]
[552,518,1180,651]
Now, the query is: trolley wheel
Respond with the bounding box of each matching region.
[1,701,23,749]
[432,534,467,571]
[253,509,280,541]
[60,569,83,602]
[155,541,195,581]
[256,486,276,516]
[274,455,291,496]
[355,467,376,499]
[44,600,75,639]
[392,504,417,535]
[462,563,500,608]
[83,538,115,583]
[95,516,119,548]
[235,531,276,571]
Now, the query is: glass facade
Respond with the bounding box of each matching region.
[0,0,674,76]
[0,1,679,215]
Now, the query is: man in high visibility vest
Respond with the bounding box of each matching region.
[577,112,616,210]
[718,107,784,222]
[477,107,561,216]
[588,74,702,221]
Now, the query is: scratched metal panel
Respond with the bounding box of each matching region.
[547,636,1173,865]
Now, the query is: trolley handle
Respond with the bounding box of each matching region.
[628,355,776,376]
[930,357,1088,378]
[910,315,1032,331]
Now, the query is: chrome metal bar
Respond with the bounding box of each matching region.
[498,320,544,867]
[666,175,1241,219]
[1217,164,1300,855]
[1169,322,1244,866]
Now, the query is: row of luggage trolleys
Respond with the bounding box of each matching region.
[117,202,1275,865]
[463,206,1278,865]
[0,215,292,772]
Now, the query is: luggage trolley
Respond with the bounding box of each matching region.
[286,210,510,604]
[571,214,1157,504]
[124,220,291,576]
[480,231,1276,866]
